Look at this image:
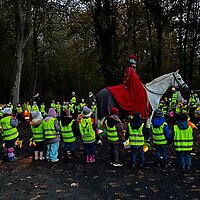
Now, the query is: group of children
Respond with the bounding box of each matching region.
[0,104,197,171]
[124,108,195,171]
[29,106,98,163]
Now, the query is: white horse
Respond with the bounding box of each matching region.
[96,70,189,128]
[145,70,189,128]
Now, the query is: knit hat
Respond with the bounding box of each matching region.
[3,107,12,115]
[132,112,141,121]
[82,106,92,117]
[154,109,164,118]
[31,111,43,120]
[110,107,118,115]
[178,113,188,121]
[48,108,57,118]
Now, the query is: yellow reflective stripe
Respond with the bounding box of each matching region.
[129,133,143,137]
[129,140,144,143]
[62,136,75,139]
[174,140,193,142]
[107,130,116,132]
[44,128,55,132]
[45,133,56,136]
[3,128,13,131]
[3,131,18,138]
[61,130,72,133]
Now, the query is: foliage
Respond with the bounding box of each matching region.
[0,0,199,104]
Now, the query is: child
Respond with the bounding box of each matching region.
[173,113,193,170]
[104,107,125,167]
[151,109,171,168]
[60,109,77,161]
[43,108,60,162]
[30,111,45,160]
[126,112,148,169]
[0,107,19,161]
[79,106,97,163]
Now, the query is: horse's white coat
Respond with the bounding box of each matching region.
[145,70,188,128]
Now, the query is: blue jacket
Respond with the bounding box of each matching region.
[151,117,172,141]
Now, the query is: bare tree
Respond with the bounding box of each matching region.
[11,0,31,105]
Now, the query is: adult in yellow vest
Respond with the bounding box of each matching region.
[170,87,181,109]
[70,91,78,104]
[15,103,23,114]
[15,103,23,122]
[0,108,19,161]
[173,113,193,170]
[79,106,97,163]
[25,102,31,112]
[189,89,199,106]
[55,102,61,117]
[51,100,56,109]
[40,102,47,117]
[151,109,171,168]
[77,98,86,114]
[126,112,148,169]
[30,111,45,160]
[175,102,182,114]
[69,101,76,119]
[7,101,14,110]
[60,109,78,161]
[104,107,125,167]
[62,101,68,111]
[43,108,60,162]
[90,101,97,114]
[32,101,39,112]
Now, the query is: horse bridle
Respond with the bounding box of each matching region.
[172,72,187,90]
[145,72,187,96]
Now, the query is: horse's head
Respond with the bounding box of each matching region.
[173,70,189,91]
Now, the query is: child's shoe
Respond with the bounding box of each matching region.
[51,159,59,163]
[34,151,39,160]
[90,155,95,163]
[39,151,45,160]
[86,155,90,163]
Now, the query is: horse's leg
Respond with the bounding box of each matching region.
[146,113,153,129]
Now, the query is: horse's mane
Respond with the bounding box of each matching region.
[145,72,173,86]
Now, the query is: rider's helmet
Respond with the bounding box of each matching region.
[128,54,137,66]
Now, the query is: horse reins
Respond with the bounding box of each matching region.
[144,85,164,95]
[145,72,186,95]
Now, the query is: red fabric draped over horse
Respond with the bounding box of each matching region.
[106,67,150,119]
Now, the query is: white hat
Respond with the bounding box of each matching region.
[82,106,92,117]
[3,107,12,114]
[31,111,43,120]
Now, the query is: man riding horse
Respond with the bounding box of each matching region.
[96,54,150,120]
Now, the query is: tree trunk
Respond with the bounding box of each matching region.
[92,0,118,85]
[144,0,156,78]
[188,0,199,87]
[156,20,163,75]
[11,0,31,105]
[182,0,192,83]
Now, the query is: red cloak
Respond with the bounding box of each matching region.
[107,67,150,119]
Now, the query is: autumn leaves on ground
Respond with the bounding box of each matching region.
[0,122,200,200]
